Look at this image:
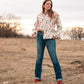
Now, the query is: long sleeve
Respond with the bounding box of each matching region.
[54,13,62,38]
[32,16,39,36]
[56,15,62,35]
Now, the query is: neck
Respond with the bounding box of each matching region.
[44,10,48,14]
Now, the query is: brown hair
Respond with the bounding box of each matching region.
[42,0,55,19]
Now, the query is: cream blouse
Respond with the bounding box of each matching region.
[32,12,62,39]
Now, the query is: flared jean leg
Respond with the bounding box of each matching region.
[35,32,45,79]
[45,39,62,81]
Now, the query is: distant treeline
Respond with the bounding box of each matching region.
[0,22,30,38]
[0,14,30,38]
[0,21,84,40]
[61,27,84,40]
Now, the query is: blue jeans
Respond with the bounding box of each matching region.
[35,32,62,81]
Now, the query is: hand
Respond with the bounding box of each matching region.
[52,36,56,39]
[30,34,34,38]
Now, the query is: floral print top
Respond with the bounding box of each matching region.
[32,12,62,39]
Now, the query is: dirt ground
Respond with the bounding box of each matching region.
[0,38,84,84]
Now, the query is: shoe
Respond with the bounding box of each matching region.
[57,80,62,84]
[34,79,40,82]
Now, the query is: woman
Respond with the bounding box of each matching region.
[32,0,63,84]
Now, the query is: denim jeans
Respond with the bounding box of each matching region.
[35,32,62,81]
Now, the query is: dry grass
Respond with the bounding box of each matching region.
[0,38,84,84]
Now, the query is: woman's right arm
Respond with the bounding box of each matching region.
[32,16,39,37]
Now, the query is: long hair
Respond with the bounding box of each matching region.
[42,0,55,19]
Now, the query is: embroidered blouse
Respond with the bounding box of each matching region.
[32,12,62,39]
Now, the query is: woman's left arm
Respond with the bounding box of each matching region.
[56,15,62,35]
[53,14,62,39]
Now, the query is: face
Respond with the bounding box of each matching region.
[43,1,52,11]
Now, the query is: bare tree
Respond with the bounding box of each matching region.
[0,14,23,38]
[71,27,83,40]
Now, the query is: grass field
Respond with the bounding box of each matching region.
[0,38,84,84]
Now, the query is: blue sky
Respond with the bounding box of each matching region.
[0,0,84,35]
